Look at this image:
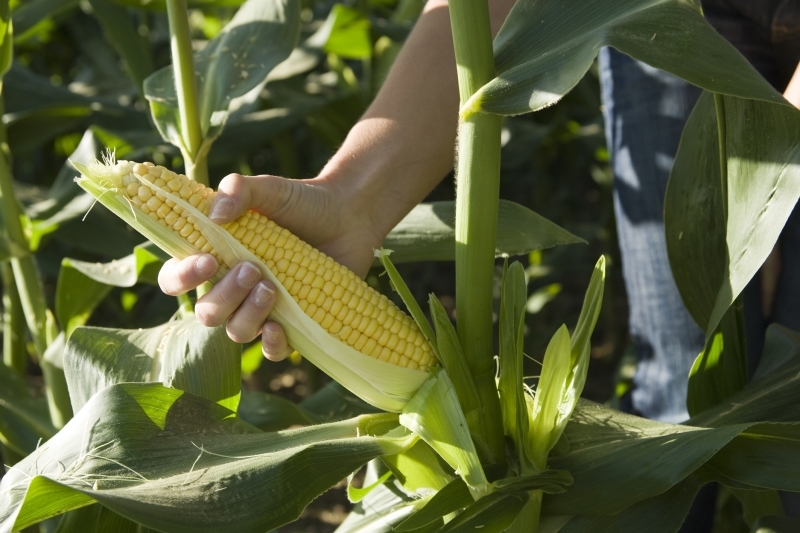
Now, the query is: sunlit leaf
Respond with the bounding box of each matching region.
[63,317,241,413]
[319,5,372,60]
[0,384,413,532]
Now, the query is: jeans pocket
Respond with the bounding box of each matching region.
[772,0,800,43]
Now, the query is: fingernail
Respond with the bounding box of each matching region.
[194,255,217,277]
[252,282,275,306]
[237,262,260,288]
[209,197,234,222]
[264,329,281,344]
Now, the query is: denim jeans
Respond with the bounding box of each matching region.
[599,0,800,522]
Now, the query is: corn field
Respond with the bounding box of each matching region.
[1,0,800,532]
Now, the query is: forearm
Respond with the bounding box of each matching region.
[783,61,800,108]
[317,0,516,240]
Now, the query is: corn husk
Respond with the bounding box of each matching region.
[73,159,430,412]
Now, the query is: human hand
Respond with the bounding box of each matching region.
[158,172,385,361]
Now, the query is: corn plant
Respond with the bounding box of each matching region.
[2,0,800,532]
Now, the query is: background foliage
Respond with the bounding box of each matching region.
[3,0,631,530]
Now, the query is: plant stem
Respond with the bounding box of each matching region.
[165,0,207,185]
[448,0,505,466]
[1,262,26,375]
[713,92,727,217]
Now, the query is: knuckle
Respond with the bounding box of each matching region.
[194,303,225,327]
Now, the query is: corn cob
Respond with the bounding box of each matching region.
[106,161,436,372]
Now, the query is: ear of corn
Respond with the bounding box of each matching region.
[74,157,436,412]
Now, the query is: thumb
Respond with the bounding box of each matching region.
[208,172,290,224]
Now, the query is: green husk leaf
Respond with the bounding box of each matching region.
[399,370,489,497]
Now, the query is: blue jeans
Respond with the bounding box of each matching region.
[599,0,800,425]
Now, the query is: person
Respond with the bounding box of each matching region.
[159,1,800,518]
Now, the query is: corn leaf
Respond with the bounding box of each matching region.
[687,302,747,417]
[707,424,800,491]
[375,248,437,353]
[381,439,454,495]
[541,400,800,517]
[53,505,150,533]
[11,0,77,37]
[687,325,800,428]
[382,200,584,264]
[497,261,532,472]
[0,363,56,456]
[55,242,168,337]
[337,473,425,533]
[143,0,300,144]
[88,0,154,95]
[428,294,481,428]
[399,370,488,496]
[438,492,529,533]
[476,0,783,116]
[63,317,241,413]
[395,478,472,532]
[0,383,413,533]
[668,93,800,338]
[318,5,372,60]
[557,472,708,533]
[528,325,572,469]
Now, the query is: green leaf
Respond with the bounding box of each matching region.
[558,472,707,533]
[4,66,150,154]
[497,261,532,472]
[54,505,149,533]
[544,401,721,515]
[734,489,785,527]
[11,0,77,37]
[320,5,372,60]
[752,324,800,382]
[382,200,584,264]
[63,317,242,413]
[143,0,300,143]
[400,370,488,496]
[337,471,424,533]
[707,423,800,492]
[687,302,747,417]
[0,363,57,456]
[347,469,392,503]
[375,248,437,351]
[476,0,783,116]
[428,294,480,426]
[0,383,413,532]
[687,326,800,428]
[395,478,472,532]
[55,243,169,337]
[381,439,454,495]
[55,258,112,338]
[666,93,800,337]
[0,0,12,80]
[438,492,528,533]
[88,0,155,94]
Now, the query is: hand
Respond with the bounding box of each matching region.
[158,172,385,361]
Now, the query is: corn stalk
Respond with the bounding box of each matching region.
[166,0,208,186]
[448,0,506,467]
